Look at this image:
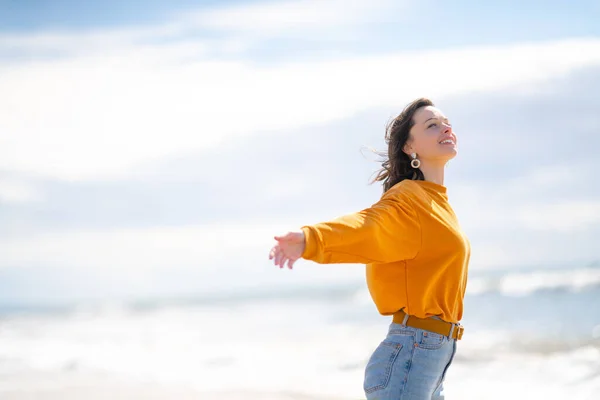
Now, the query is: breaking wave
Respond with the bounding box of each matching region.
[467,267,600,296]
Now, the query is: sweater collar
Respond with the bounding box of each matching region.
[412,179,448,195]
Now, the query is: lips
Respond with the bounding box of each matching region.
[439,135,456,145]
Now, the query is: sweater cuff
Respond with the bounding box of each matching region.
[301,226,321,260]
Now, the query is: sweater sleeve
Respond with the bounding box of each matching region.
[300,187,421,264]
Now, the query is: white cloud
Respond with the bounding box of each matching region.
[451,160,600,232]
[449,160,600,269]
[458,194,600,234]
[3,35,600,182]
[0,0,402,57]
[3,1,600,301]
[0,178,42,203]
[0,223,276,270]
[2,2,600,182]
[182,0,400,37]
[0,220,365,297]
[515,201,600,232]
[467,231,599,270]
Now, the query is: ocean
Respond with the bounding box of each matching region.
[0,263,599,399]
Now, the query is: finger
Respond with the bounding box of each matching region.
[274,250,283,267]
[268,246,277,260]
[269,246,277,260]
[288,258,297,269]
[281,254,290,269]
[279,255,287,269]
[274,232,293,242]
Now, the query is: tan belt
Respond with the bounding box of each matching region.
[392,310,464,340]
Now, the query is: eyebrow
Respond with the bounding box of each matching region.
[424,116,449,124]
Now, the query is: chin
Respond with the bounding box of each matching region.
[442,147,458,161]
[442,150,458,163]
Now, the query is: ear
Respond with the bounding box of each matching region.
[402,132,415,154]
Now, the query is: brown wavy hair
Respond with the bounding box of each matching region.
[369,98,432,192]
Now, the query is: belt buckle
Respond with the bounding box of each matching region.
[448,322,464,340]
[456,324,464,340]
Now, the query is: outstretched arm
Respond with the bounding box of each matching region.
[269,187,421,268]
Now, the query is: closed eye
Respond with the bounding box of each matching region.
[428,123,438,129]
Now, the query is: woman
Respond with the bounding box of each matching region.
[268,98,471,400]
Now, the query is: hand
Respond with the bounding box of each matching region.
[269,231,306,269]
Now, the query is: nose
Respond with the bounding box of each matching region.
[442,122,452,134]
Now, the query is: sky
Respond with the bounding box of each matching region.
[1,0,600,305]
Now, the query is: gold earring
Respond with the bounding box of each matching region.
[410,153,421,169]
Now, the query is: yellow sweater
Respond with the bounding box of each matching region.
[301,179,471,324]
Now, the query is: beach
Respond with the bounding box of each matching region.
[0,349,598,399]
[1,264,599,399]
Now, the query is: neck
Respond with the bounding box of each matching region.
[418,161,446,186]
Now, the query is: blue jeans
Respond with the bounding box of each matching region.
[363,322,457,400]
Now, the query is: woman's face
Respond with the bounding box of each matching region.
[404,105,457,164]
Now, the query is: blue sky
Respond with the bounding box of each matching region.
[2,1,599,37]
[3,0,600,60]
[1,0,599,304]
[0,0,222,30]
